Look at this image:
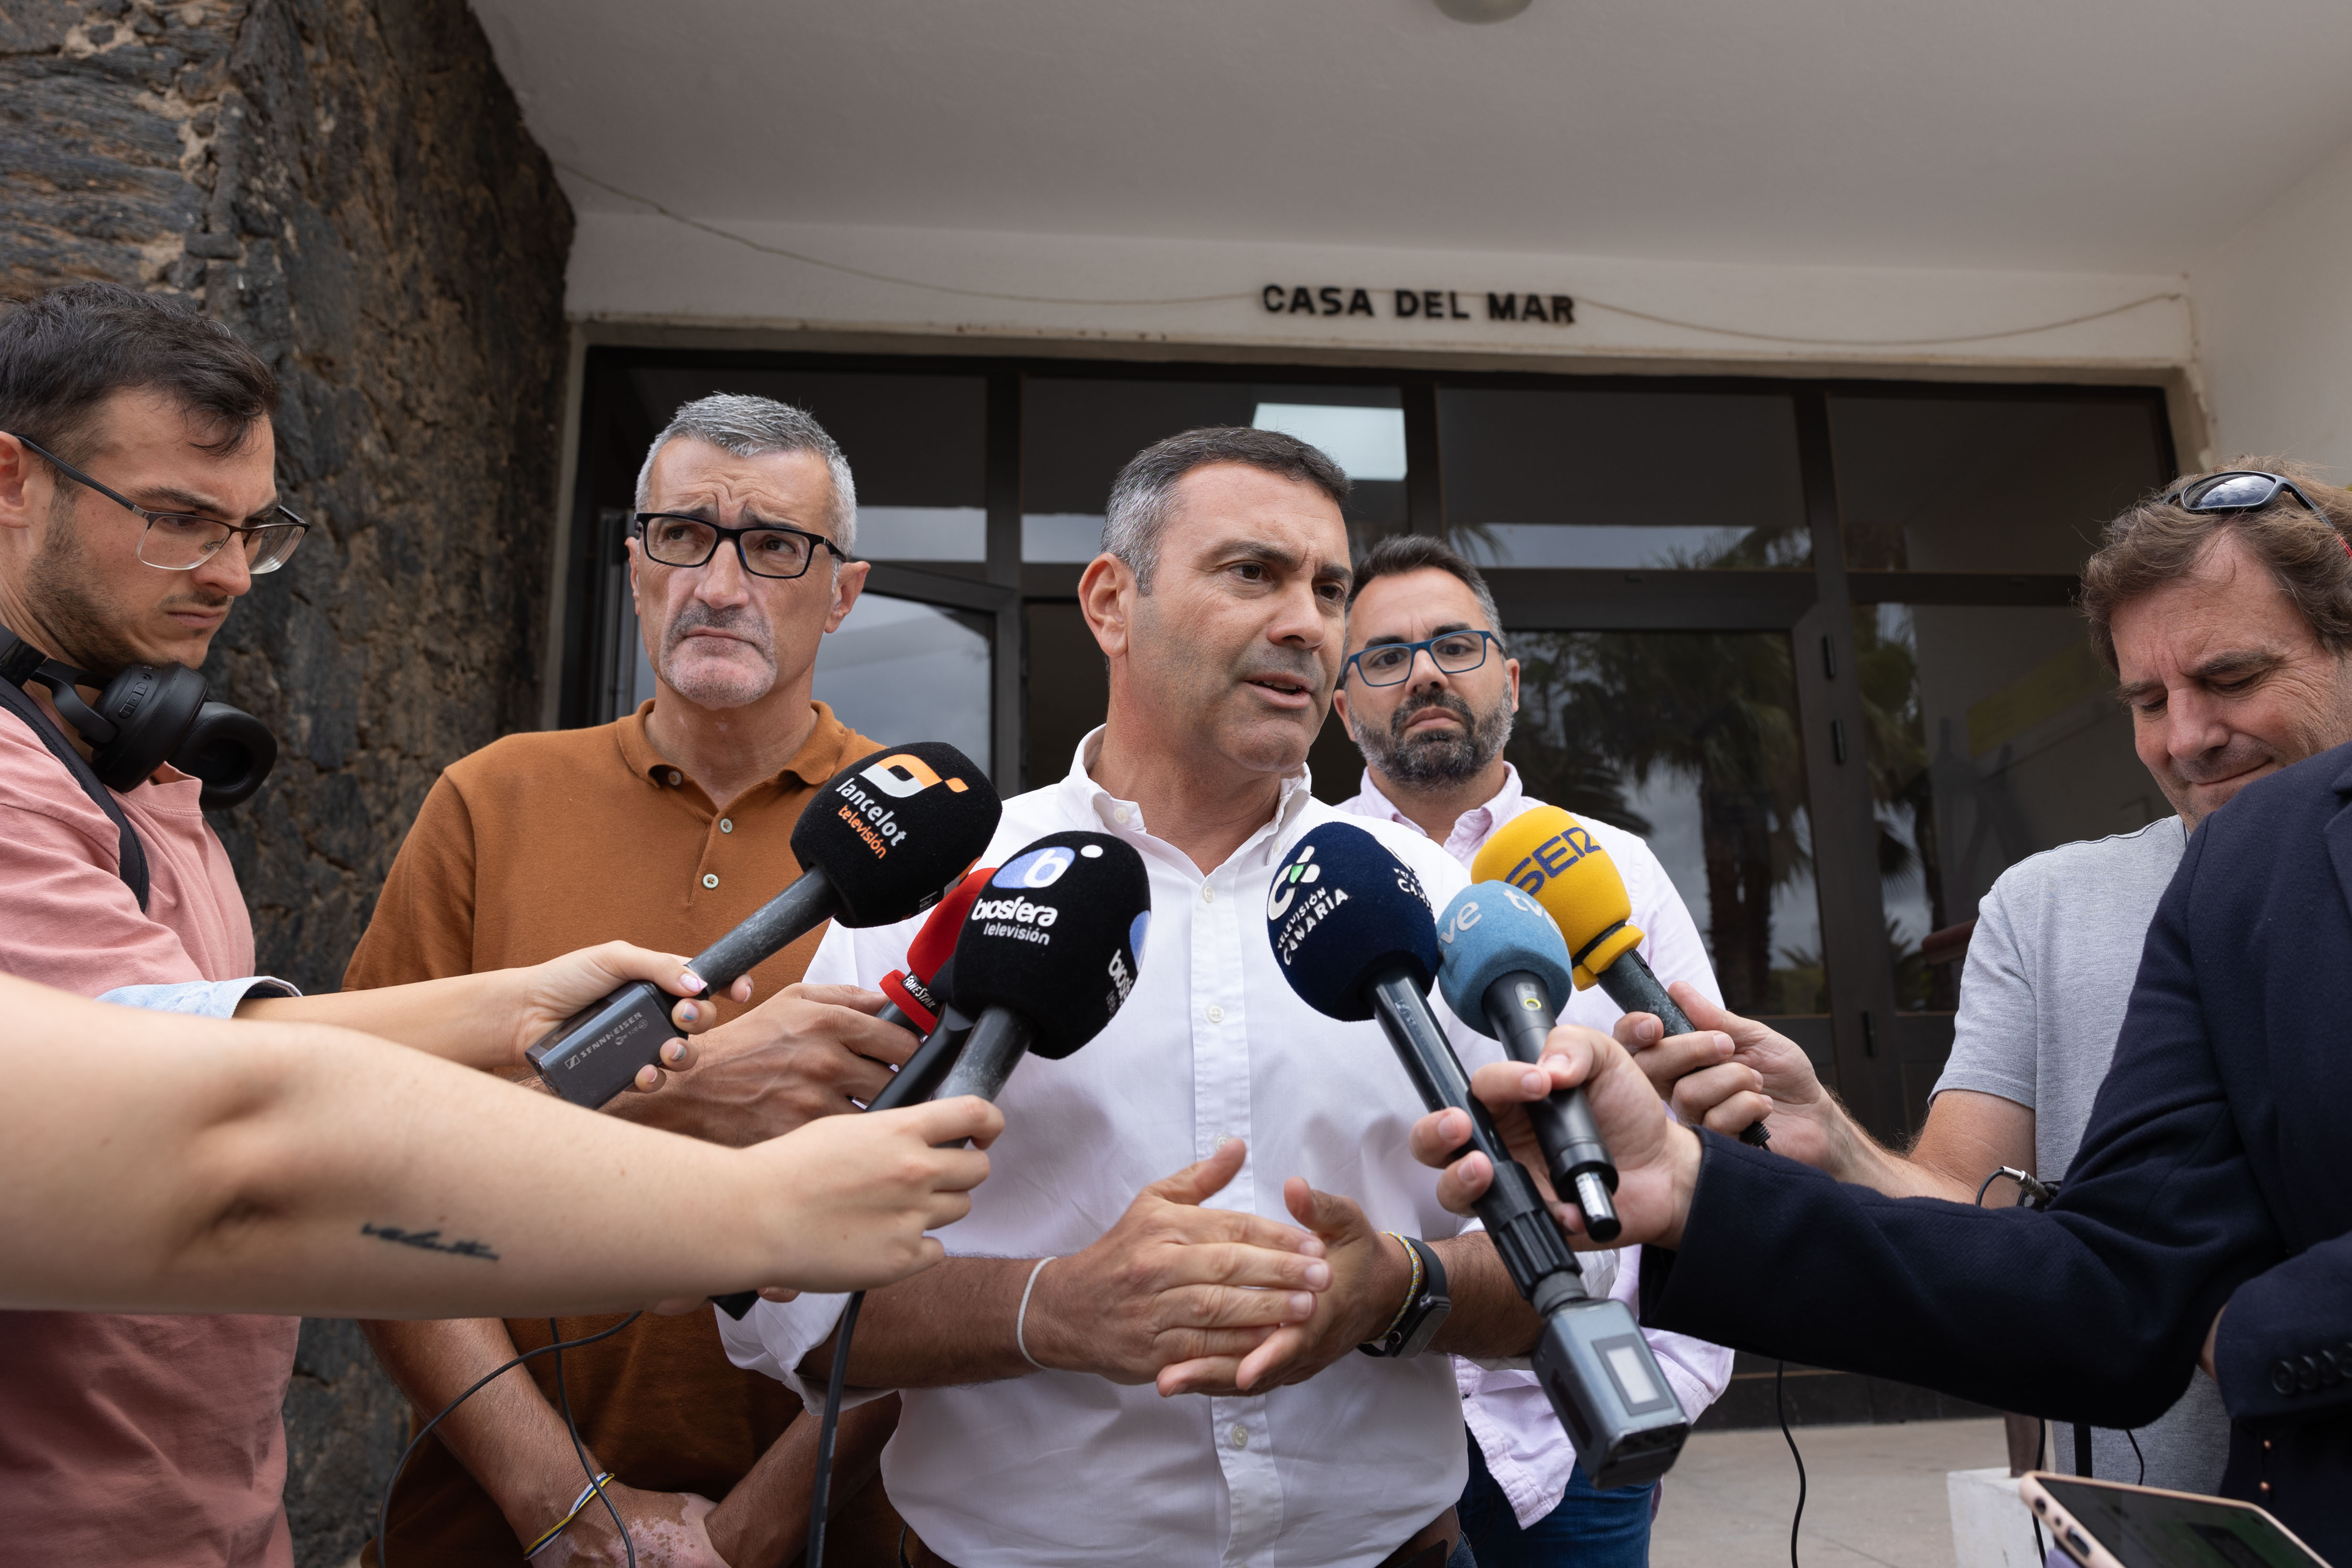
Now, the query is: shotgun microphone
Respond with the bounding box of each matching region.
[1436,881,1622,1243]
[1473,806,1769,1149]
[526,744,999,1108]
[1268,823,1687,1489]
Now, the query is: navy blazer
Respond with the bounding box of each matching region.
[1644,740,2352,1560]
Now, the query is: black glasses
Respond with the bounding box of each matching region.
[1344,628,1502,687]
[632,512,847,581]
[6,432,308,573]
[2170,470,2333,521]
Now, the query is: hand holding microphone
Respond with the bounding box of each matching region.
[1473,806,1770,1149]
[1436,882,1624,1242]
[1267,824,1689,1490]
[526,744,999,1109]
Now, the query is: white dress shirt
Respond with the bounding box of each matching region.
[1339,763,1736,1525]
[721,733,1520,1568]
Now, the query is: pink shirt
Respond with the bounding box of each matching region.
[0,704,298,1568]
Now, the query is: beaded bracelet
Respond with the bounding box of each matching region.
[523,1471,616,1559]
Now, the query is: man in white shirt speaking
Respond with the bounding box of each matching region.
[1331,534,1732,1568]
[724,428,1561,1568]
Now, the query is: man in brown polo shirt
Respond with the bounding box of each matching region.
[357,394,916,1568]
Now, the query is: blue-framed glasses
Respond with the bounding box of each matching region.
[1344,628,1502,688]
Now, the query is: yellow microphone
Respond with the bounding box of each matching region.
[1473,806,1770,1148]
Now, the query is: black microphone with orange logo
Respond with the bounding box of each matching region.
[525,743,1000,1108]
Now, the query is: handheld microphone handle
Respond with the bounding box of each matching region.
[1366,974,1587,1315]
[688,867,841,993]
[1592,949,1771,1149]
[875,1000,920,1034]
[1368,975,1690,1490]
[712,1008,980,1323]
[930,1007,1036,1106]
[1481,974,1622,1244]
[866,1010,973,1113]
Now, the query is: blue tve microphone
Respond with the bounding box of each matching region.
[1267,822,1688,1490]
[1437,881,1623,1243]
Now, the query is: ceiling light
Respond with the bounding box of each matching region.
[1434,0,1533,21]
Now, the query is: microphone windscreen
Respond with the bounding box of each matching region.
[1266,822,1441,1022]
[949,831,1151,1060]
[1471,806,1645,988]
[908,864,995,982]
[792,743,1001,927]
[1434,882,1577,1037]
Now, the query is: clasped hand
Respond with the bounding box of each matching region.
[1019,1138,1420,1399]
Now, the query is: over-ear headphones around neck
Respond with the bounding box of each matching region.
[0,623,276,809]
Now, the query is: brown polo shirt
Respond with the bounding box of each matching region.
[349,700,877,1566]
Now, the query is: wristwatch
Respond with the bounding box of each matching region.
[1358,1236,1451,1359]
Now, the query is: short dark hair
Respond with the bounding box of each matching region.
[1346,532,1505,637]
[1102,426,1349,591]
[0,282,277,466]
[2081,456,2352,672]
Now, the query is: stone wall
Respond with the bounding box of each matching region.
[2,1,574,1559]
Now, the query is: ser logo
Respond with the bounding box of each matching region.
[1501,825,1599,898]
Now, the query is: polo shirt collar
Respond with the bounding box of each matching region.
[615,698,859,793]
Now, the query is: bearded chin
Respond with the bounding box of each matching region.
[1367,697,1513,788]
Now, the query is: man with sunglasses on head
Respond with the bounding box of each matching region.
[1332,534,1732,1568]
[1622,460,2352,1498]
[350,393,916,1568]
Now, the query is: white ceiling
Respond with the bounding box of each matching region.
[472,0,2352,276]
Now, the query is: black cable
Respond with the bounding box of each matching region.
[374,1311,642,1568]
[2029,1422,2048,1563]
[805,1290,866,1568]
[1777,1359,1806,1568]
[553,1316,634,1568]
[2127,1428,2146,1485]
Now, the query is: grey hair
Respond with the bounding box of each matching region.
[634,392,858,554]
[1346,533,1506,648]
[1101,426,1349,592]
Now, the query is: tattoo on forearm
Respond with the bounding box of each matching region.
[361,1222,500,1261]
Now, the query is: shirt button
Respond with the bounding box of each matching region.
[701,873,720,889]
[1112,806,1132,825]
[667,770,682,786]
[1229,1425,1250,1450]
[1201,885,1216,903]
[1207,1005,1225,1024]
[719,818,734,833]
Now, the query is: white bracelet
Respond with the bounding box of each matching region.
[1015,1256,1057,1371]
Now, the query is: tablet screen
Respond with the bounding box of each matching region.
[2036,1477,2323,1568]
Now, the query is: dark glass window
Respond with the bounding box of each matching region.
[1506,629,1826,1017]
[1856,604,2147,1008]
[1439,388,1809,569]
[1022,379,1405,560]
[1829,395,2169,574]
[624,367,987,562]
[816,594,993,776]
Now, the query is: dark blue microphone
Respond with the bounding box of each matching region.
[1437,882,1623,1243]
[1267,822,1688,1489]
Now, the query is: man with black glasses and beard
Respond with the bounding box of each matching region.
[1332,535,1732,1568]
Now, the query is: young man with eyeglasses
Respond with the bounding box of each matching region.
[1330,534,1731,1568]
[0,281,334,1567]
[1629,459,2352,1493]
[349,394,917,1568]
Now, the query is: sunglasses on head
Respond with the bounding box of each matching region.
[2169,470,2331,520]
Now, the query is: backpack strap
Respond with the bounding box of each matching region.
[0,668,151,911]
